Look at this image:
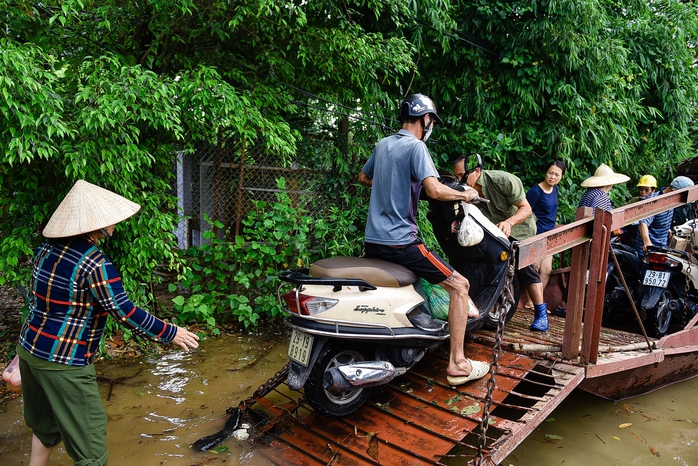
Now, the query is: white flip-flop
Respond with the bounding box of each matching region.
[446,359,491,386]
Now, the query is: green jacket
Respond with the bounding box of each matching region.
[477,170,537,240]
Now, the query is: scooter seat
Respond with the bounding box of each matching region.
[310,257,418,287]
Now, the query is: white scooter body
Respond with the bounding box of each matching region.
[670,219,698,254]
[288,283,427,331]
[278,178,519,417]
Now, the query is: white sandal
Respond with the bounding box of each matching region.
[446,359,490,386]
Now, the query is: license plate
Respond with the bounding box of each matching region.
[643,270,670,288]
[288,330,314,366]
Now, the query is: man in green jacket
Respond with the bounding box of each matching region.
[454,154,549,332]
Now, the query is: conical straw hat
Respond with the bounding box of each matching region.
[580,163,630,188]
[43,180,141,238]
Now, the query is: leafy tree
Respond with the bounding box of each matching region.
[2,0,697,330]
[0,1,413,288]
[387,0,698,221]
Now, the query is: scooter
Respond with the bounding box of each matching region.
[277,176,519,417]
[604,237,698,338]
[641,245,698,337]
[603,237,645,327]
[669,218,698,254]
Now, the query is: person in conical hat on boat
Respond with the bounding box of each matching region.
[16,180,199,466]
[578,163,630,214]
[554,164,630,315]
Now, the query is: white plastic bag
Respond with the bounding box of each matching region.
[458,201,484,247]
[2,354,21,389]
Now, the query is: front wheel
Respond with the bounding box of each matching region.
[304,343,373,417]
[646,288,673,338]
[484,275,520,330]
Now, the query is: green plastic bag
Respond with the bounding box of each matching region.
[421,279,450,321]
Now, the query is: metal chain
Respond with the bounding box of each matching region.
[230,361,291,414]
[474,251,515,465]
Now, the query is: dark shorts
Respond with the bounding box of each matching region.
[363,239,454,284]
[508,236,542,286]
[517,263,542,286]
[17,346,109,466]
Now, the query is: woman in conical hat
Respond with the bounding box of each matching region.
[555,164,630,316]
[579,163,630,214]
[17,180,199,466]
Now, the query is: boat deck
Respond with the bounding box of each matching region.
[241,312,666,465]
[228,192,698,464]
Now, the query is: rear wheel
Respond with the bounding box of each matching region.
[484,275,520,329]
[304,343,373,417]
[602,274,621,327]
[602,297,617,328]
[646,289,673,338]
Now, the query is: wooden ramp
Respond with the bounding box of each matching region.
[244,313,588,465]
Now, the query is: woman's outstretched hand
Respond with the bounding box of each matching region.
[172,326,200,352]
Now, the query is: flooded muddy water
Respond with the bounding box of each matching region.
[499,377,698,466]
[0,331,286,465]
[1,331,697,465]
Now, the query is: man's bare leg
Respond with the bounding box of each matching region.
[539,255,553,292]
[527,282,544,304]
[29,434,56,466]
[439,271,478,377]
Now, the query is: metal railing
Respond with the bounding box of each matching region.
[515,185,698,364]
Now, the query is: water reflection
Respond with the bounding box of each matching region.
[1,330,696,465]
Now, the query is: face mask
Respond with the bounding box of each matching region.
[422,118,434,142]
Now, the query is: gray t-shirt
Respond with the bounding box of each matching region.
[362,129,439,245]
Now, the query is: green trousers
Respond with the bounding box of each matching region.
[18,345,109,466]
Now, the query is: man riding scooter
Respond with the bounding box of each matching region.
[358,93,490,386]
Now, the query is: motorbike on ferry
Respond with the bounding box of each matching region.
[603,236,645,328]
[277,175,520,417]
[604,235,698,338]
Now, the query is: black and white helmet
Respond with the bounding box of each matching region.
[398,94,443,124]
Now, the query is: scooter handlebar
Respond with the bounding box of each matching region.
[470,196,490,204]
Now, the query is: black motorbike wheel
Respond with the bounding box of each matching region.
[304,343,373,417]
[646,289,673,338]
[484,275,520,330]
[602,298,617,328]
[602,277,620,328]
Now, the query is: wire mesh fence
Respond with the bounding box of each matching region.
[0,285,24,325]
[174,125,347,249]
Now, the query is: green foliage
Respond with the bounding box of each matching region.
[2,0,698,332]
[407,0,698,208]
[171,178,366,329]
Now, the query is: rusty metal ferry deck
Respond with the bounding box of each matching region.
[231,186,698,465]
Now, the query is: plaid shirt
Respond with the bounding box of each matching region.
[19,237,176,366]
